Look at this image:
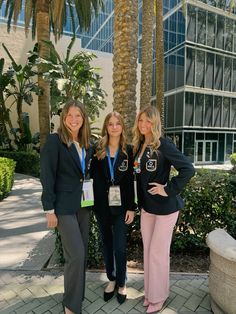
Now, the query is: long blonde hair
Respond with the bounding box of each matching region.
[132,106,162,155]
[57,99,91,148]
[96,111,128,160]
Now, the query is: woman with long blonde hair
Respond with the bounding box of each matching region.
[91,111,136,304]
[132,106,195,313]
[41,99,93,314]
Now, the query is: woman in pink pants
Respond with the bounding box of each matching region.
[132,106,195,313]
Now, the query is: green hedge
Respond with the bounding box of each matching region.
[0,157,16,201]
[0,150,40,177]
[173,169,236,253]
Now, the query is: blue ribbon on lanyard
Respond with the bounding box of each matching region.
[79,147,85,177]
[107,148,118,183]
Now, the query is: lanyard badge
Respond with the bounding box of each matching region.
[107,147,121,206]
[134,157,141,173]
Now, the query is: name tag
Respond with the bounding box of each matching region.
[81,179,94,207]
[109,185,121,206]
[146,159,157,172]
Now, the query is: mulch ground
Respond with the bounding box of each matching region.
[127,251,210,273]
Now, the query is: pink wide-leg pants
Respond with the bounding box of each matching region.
[141,209,179,304]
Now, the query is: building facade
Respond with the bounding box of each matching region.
[163,0,236,163]
[77,0,236,164]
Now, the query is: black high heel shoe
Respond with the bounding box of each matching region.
[104,281,116,302]
[104,290,115,301]
[117,286,127,304]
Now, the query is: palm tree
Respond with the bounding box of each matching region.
[139,0,154,110]
[155,0,164,130]
[113,0,138,142]
[0,0,103,148]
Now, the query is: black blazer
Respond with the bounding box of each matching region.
[40,133,93,215]
[91,144,136,216]
[136,137,195,215]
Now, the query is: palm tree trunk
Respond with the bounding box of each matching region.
[155,0,164,132]
[36,0,50,149]
[113,0,138,142]
[140,0,154,110]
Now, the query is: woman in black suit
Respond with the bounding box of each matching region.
[91,111,136,304]
[40,100,93,314]
[132,106,195,314]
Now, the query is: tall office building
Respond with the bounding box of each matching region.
[77,0,236,164]
[163,0,236,163]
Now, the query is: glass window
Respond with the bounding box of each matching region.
[196,50,205,88]
[196,133,204,140]
[213,96,222,127]
[207,12,216,47]
[164,58,168,92]
[175,93,183,126]
[197,9,206,45]
[184,132,194,162]
[206,133,218,140]
[232,59,236,92]
[187,4,196,42]
[204,95,213,127]
[216,15,225,50]
[223,97,230,128]
[176,48,185,88]
[225,18,234,52]
[224,57,232,92]
[195,93,204,126]
[177,10,185,35]
[231,99,236,128]
[226,133,233,157]
[186,47,195,86]
[168,54,176,90]
[167,95,175,127]
[215,54,223,90]
[206,52,214,89]
[185,92,194,126]
[234,21,236,53]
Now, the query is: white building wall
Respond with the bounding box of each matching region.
[0,24,141,135]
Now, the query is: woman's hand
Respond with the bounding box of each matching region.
[125,210,134,224]
[148,182,168,197]
[46,213,58,228]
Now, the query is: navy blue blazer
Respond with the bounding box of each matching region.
[40,133,93,215]
[136,137,195,215]
[91,144,136,216]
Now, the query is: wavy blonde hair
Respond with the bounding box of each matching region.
[132,105,162,155]
[57,99,91,148]
[96,111,128,160]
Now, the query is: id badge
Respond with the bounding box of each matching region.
[109,185,121,206]
[81,179,94,207]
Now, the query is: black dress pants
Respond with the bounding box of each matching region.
[57,208,91,314]
[95,210,127,288]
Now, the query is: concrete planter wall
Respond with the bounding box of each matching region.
[206,228,236,314]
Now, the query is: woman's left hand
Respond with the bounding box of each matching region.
[148,182,168,197]
[125,210,134,224]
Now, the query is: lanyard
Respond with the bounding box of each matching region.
[107,147,118,183]
[79,147,85,177]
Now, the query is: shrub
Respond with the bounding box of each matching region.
[230,153,236,172]
[0,150,40,177]
[172,169,236,253]
[0,157,16,200]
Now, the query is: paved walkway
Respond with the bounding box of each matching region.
[0,174,213,314]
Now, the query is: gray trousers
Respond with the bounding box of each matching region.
[57,208,91,314]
